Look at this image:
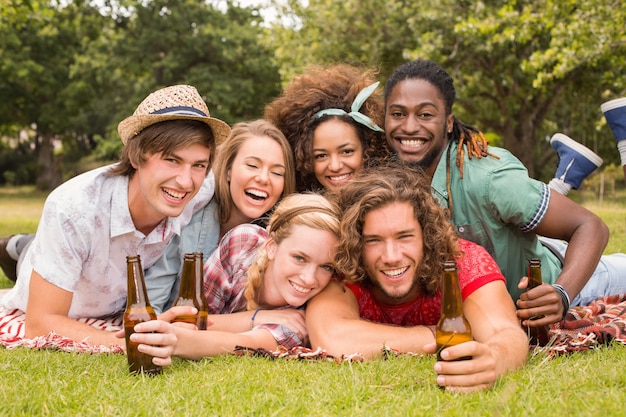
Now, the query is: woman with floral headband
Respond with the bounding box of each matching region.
[264,64,391,192]
[127,192,340,360]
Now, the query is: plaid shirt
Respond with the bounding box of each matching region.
[203,224,303,348]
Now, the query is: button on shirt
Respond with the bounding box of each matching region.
[1,164,213,319]
[430,141,562,301]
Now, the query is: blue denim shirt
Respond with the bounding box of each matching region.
[145,198,220,314]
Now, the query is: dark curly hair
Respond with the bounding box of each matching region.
[330,163,461,295]
[264,64,391,192]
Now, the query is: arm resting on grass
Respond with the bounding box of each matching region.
[306,281,434,358]
[131,321,280,361]
[25,271,121,347]
[206,308,306,338]
[427,280,529,393]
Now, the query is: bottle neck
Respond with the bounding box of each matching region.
[127,256,150,306]
[178,256,197,297]
[527,259,542,290]
[441,268,464,316]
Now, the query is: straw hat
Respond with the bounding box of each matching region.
[117,85,231,145]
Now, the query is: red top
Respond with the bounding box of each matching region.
[345,239,505,326]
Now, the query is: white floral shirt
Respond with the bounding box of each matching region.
[1,164,213,319]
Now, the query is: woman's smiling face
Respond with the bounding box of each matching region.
[312,119,364,191]
[228,135,286,223]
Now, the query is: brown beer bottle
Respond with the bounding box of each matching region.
[435,260,472,362]
[123,255,162,375]
[172,252,209,330]
[525,258,550,346]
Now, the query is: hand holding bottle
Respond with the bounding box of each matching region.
[424,340,498,393]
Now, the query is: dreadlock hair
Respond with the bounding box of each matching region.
[330,162,462,296]
[243,193,340,310]
[384,59,498,214]
[264,64,391,192]
[384,59,499,177]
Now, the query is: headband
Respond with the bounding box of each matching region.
[270,206,337,233]
[314,82,384,132]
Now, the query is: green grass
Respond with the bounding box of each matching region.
[1,185,626,415]
[0,344,625,416]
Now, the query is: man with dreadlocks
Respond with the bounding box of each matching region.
[383,59,626,330]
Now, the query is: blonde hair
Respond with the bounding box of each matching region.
[213,119,296,225]
[243,193,340,309]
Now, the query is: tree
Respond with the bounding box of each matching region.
[90,0,282,161]
[266,0,416,81]
[106,0,280,122]
[266,0,626,180]
[0,0,282,188]
[405,0,626,177]
[0,0,110,188]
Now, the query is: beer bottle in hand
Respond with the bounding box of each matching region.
[124,255,162,375]
[525,258,550,347]
[435,260,472,361]
[172,252,209,330]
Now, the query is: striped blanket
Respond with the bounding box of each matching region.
[544,293,626,355]
[0,307,124,354]
[1,293,626,357]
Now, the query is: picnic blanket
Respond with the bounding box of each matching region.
[2,292,626,357]
[543,293,626,356]
[0,306,124,354]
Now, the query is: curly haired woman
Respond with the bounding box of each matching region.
[264,64,391,192]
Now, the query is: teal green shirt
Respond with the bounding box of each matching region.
[431,141,562,301]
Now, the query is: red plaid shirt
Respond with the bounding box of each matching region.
[203,224,303,348]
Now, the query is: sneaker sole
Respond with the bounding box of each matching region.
[550,133,603,166]
[601,97,626,113]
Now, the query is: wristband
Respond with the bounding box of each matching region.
[552,284,570,320]
[250,308,263,330]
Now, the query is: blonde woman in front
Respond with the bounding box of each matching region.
[127,193,340,361]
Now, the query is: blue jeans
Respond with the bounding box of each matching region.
[540,236,626,306]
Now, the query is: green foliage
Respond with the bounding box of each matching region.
[403,0,626,179]
[0,0,281,190]
[266,0,415,82]
[266,0,626,181]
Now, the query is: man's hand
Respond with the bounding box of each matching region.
[127,320,179,367]
[424,341,497,393]
[516,277,564,326]
[158,306,212,330]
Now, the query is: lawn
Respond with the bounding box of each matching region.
[0,185,625,416]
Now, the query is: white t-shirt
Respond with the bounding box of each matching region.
[1,164,213,319]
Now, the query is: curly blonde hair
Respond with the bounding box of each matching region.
[243,193,341,309]
[264,64,391,192]
[331,163,461,296]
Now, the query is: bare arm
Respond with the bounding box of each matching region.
[306,281,434,358]
[207,308,306,338]
[25,271,121,347]
[428,281,528,393]
[517,192,608,324]
[130,320,279,361]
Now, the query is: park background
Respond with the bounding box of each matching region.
[1,1,625,415]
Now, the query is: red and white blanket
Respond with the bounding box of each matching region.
[0,307,124,354]
[544,293,626,356]
[1,293,626,357]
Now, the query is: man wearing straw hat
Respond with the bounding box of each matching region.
[0,85,230,348]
